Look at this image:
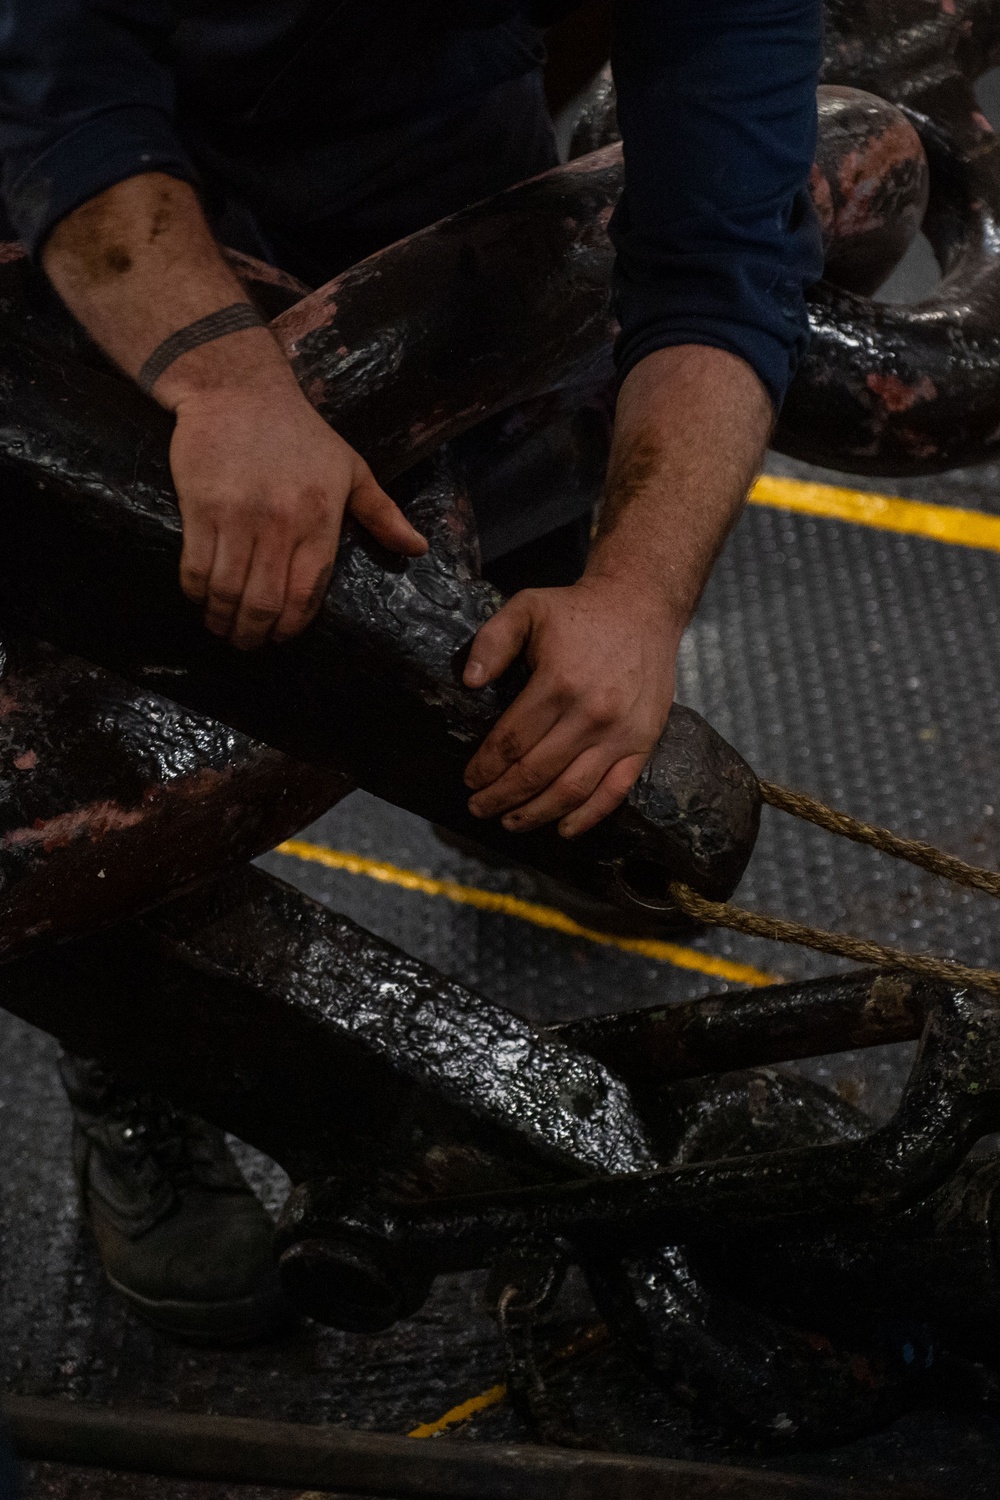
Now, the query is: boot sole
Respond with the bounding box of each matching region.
[105,1271,292,1346]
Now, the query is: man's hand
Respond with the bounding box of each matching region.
[463,578,679,838]
[42,172,426,649]
[462,343,774,836]
[171,374,425,650]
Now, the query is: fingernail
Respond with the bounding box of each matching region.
[465,661,486,687]
[502,815,519,830]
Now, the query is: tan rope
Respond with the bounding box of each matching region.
[759,780,1000,900]
[663,778,1000,995]
[669,881,1000,995]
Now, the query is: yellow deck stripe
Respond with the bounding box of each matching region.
[275,839,778,986]
[751,473,1000,552]
[405,1325,608,1441]
[407,1383,508,1439]
[295,1384,507,1495]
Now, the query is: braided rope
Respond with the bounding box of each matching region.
[669,882,1000,995]
[759,780,1000,899]
[665,779,1000,994]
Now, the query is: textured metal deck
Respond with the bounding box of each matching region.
[5,446,1000,1497]
[9,90,1000,1500]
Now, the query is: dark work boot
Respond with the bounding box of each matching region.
[59,1054,289,1344]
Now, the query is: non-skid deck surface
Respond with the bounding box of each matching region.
[5,443,1000,1496]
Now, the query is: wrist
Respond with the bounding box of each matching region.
[578,553,690,638]
[154,324,295,413]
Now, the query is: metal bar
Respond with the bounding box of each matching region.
[0,352,760,914]
[276,985,1000,1301]
[780,4,1000,474]
[0,863,659,1192]
[553,971,928,1084]
[270,149,621,480]
[0,637,349,963]
[5,1396,935,1499]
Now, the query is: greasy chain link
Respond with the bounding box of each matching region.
[666,781,1000,995]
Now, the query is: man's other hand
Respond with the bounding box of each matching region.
[41,174,427,652]
[462,577,680,839]
[171,374,426,650]
[459,342,774,837]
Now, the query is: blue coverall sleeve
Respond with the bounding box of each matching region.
[610,0,825,411]
[0,0,195,251]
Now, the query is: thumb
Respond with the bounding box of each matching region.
[348,465,427,556]
[464,594,533,688]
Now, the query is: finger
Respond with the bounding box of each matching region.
[203,526,254,637]
[558,754,647,838]
[348,467,427,556]
[463,596,532,692]
[229,534,296,650]
[496,745,614,833]
[468,710,598,819]
[179,515,217,604]
[273,539,335,643]
[464,678,567,800]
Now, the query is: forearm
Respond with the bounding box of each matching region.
[586,344,773,631]
[461,343,771,837]
[41,172,292,408]
[41,171,423,650]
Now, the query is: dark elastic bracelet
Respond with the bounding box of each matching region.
[137,302,264,395]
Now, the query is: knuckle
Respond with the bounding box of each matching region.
[298,485,331,526]
[607,761,640,795]
[560,774,592,803]
[476,616,505,647]
[189,494,224,524]
[242,599,283,623]
[273,619,305,643]
[259,503,297,534]
[582,708,612,733]
[494,730,525,764]
[584,692,619,729]
[547,673,577,704]
[492,593,529,626]
[208,587,242,609]
[513,764,548,796]
[243,491,309,533]
[285,588,318,614]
